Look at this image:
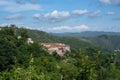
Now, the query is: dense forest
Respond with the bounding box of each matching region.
[54,32,120,50]
[0,25,120,80]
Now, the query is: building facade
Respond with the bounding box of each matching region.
[42,43,70,56]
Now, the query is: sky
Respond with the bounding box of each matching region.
[0,0,120,33]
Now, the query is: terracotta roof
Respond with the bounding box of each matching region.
[42,43,66,48]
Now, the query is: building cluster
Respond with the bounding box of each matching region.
[42,43,70,56]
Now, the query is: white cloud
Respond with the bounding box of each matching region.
[33,13,41,19]
[75,25,89,30]
[89,10,101,17]
[99,0,111,4]
[44,10,70,19]
[106,11,115,15]
[99,0,120,6]
[6,14,24,20]
[47,25,89,31]
[43,10,70,22]
[5,3,41,12]
[48,26,71,31]
[0,0,11,5]
[72,9,88,15]
[0,0,41,12]
[0,23,10,27]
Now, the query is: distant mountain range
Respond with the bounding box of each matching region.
[52,31,120,50]
[52,31,120,37]
[27,30,93,49]
[1,26,120,51]
[27,30,120,51]
[1,26,117,51]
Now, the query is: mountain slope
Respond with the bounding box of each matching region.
[53,32,120,50]
[89,35,120,50]
[27,30,60,42]
[27,29,93,49]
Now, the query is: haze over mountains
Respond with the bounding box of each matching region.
[52,31,120,50]
[52,31,120,37]
[26,28,120,51]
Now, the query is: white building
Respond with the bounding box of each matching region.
[27,38,34,44]
[42,43,70,56]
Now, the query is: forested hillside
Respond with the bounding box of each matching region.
[0,25,120,80]
[27,29,93,49]
[54,32,120,50]
[88,35,120,50]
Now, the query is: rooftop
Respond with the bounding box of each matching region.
[41,43,68,48]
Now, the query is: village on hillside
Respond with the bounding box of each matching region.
[42,43,71,56]
[27,37,71,56]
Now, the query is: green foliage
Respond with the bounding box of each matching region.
[0,36,17,71]
[0,25,120,80]
[0,25,49,70]
[54,32,120,50]
[27,29,93,49]
[60,62,78,80]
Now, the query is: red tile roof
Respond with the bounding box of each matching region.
[42,43,66,48]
